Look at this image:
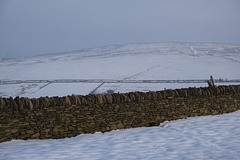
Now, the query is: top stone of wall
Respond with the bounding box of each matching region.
[0,85,239,111]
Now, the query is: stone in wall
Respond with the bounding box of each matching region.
[96,95,104,104]
[79,96,88,105]
[105,94,113,104]
[68,95,81,105]
[63,96,71,106]
[14,96,23,110]
[42,97,51,108]
[165,90,175,99]
[0,97,5,109]
[9,97,18,110]
[31,98,39,109]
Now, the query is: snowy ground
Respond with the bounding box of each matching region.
[0,42,240,98]
[95,82,240,95]
[0,111,240,160]
[0,83,101,98]
[1,43,240,159]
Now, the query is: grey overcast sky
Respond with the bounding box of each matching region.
[0,0,240,58]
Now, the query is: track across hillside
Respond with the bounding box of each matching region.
[1,79,240,85]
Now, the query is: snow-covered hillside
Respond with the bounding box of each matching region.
[1,42,240,160]
[0,42,240,98]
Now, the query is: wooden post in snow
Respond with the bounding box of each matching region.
[207,80,213,88]
[208,75,217,88]
[210,75,215,86]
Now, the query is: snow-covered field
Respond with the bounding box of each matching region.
[0,42,240,98]
[1,42,240,159]
[0,111,240,160]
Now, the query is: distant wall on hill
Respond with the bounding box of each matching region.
[0,85,240,143]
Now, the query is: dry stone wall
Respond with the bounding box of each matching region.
[0,85,240,143]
